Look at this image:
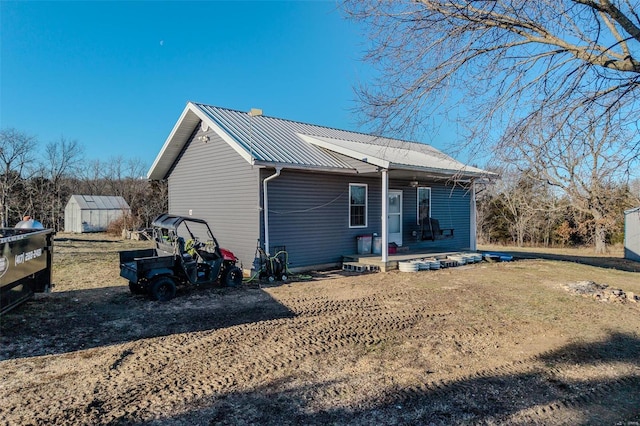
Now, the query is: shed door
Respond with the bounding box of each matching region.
[388,190,403,246]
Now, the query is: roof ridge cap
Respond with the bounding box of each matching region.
[191,101,428,144]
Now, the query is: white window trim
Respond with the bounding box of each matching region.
[349,183,368,228]
[417,186,431,225]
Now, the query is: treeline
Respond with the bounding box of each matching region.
[1,128,167,230]
[476,168,640,249]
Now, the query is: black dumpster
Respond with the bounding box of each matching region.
[0,228,54,315]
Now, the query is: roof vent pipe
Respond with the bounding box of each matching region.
[263,167,282,255]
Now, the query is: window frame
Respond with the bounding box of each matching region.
[349,183,368,228]
[417,186,431,225]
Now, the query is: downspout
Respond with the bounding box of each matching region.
[263,167,282,254]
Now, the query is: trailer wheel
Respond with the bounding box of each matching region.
[224,266,243,288]
[128,281,146,295]
[149,276,177,301]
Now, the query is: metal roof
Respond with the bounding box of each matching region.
[148,102,493,180]
[625,206,640,215]
[68,195,130,210]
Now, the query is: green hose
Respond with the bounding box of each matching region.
[243,270,261,283]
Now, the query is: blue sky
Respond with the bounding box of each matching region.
[2,1,395,169]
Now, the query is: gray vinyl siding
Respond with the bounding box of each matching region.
[625,208,640,262]
[167,125,260,269]
[265,170,381,268]
[399,183,471,251]
[264,171,472,269]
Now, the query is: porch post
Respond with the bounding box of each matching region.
[381,168,389,263]
[470,181,477,251]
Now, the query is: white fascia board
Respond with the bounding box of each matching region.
[147,102,254,180]
[188,102,254,165]
[298,134,390,169]
[391,163,497,179]
[147,103,194,179]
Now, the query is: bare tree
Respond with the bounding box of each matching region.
[630,178,640,205]
[101,156,154,229]
[0,128,36,227]
[34,137,84,231]
[343,1,640,153]
[77,159,108,195]
[103,156,147,201]
[504,111,637,252]
[137,179,168,228]
[344,1,640,251]
[489,168,560,247]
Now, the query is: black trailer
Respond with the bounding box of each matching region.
[0,228,54,315]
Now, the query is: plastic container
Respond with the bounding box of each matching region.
[398,261,419,272]
[372,236,382,254]
[357,235,372,254]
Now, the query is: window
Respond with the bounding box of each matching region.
[349,183,367,228]
[417,187,431,225]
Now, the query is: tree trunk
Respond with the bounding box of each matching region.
[591,208,607,254]
[594,221,607,254]
[517,220,526,247]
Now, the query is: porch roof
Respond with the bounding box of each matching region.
[298,134,489,178]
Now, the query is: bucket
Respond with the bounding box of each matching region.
[372,236,382,254]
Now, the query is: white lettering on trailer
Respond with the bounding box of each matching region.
[14,248,43,266]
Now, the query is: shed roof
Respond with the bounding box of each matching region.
[148,102,493,180]
[625,206,640,215]
[67,195,130,210]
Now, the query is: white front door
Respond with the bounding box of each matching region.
[388,190,402,246]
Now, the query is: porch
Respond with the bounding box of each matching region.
[342,244,475,272]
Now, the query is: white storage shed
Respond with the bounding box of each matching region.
[625,207,640,262]
[64,195,131,233]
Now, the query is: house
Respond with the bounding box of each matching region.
[64,195,131,233]
[625,207,640,262]
[147,102,494,272]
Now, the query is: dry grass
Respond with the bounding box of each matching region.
[0,234,639,425]
[480,243,640,273]
[53,232,153,291]
[480,243,626,257]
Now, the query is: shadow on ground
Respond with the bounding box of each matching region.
[0,284,294,360]
[144,331,640,425]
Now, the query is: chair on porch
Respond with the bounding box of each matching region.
[420,218,454,241]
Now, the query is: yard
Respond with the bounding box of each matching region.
[1,234,639,425]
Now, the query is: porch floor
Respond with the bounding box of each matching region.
[343,246,474,272]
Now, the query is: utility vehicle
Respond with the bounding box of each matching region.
[119,214,242,301]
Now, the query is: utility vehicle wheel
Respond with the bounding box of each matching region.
[149,276,177,301]
[129,281,146,295]
[224,266,243,288]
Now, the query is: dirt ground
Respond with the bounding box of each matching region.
[1,234,640,425]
